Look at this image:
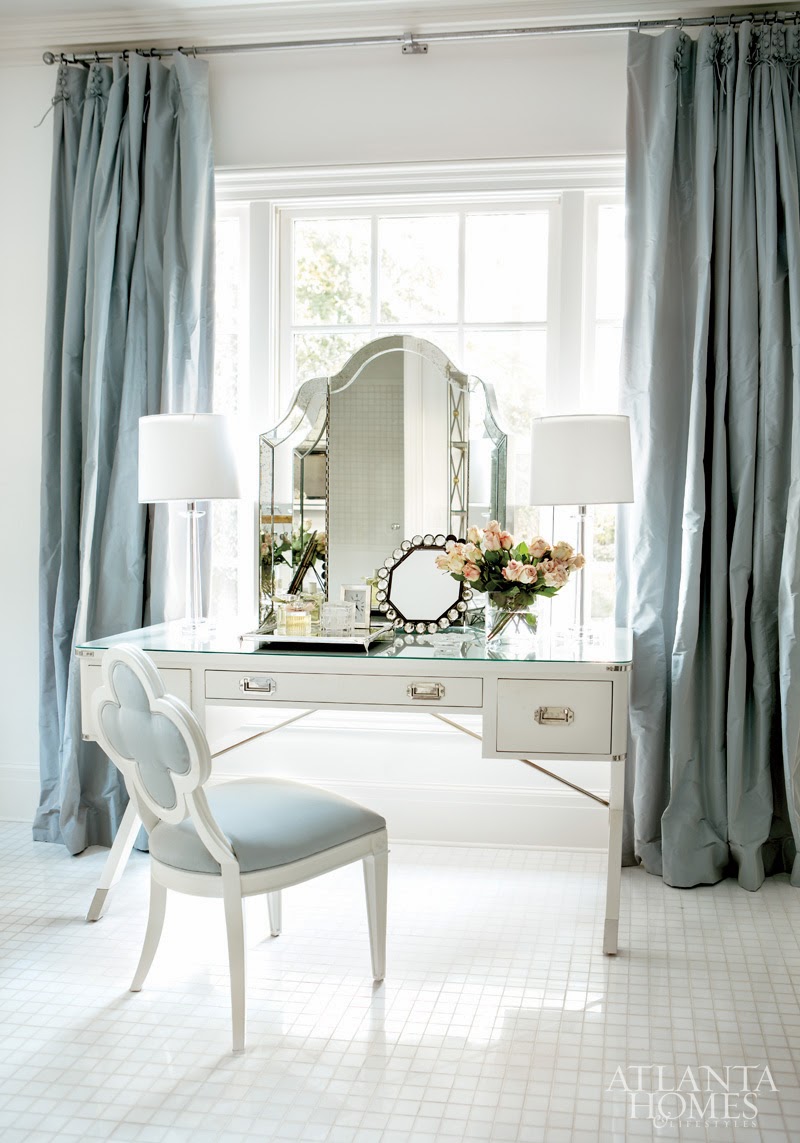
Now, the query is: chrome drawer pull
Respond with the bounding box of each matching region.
[534,705,574,726]
[407,682,445,700]
[239,676,276,694]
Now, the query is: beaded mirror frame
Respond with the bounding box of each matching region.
[375,534,473,634]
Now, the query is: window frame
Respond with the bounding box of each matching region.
[214,157,625,618]
[580,191,626,413]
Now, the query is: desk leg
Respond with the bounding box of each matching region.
[86,800,141,922]
[603,756,625,955]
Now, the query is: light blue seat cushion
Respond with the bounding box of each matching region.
[149,778,386,874]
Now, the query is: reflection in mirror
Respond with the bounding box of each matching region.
[259,377,327,627]
[258,336,507,630]
[327,339,460,594]
[389,550,461,621]
[467,378,507,533]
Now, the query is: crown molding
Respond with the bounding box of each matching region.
[215,154,626,201]
[0,1,781,67]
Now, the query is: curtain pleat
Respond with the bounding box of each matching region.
[35,54,215,854]
[621,22,800,888]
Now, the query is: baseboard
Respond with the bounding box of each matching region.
[0,763,39,823]
[389,837,607,852]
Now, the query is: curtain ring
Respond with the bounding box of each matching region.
[192,45,198,58]
[94,51,100,64]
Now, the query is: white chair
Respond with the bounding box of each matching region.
[91,643,388,1052]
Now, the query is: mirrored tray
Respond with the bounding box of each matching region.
[241,623,393,651]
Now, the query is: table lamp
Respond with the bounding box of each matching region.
[530,414,633,637]
[139,414,241,633]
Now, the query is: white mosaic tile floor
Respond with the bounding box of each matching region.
[1,822,800,1142]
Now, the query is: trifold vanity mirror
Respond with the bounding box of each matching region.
[258,335,507,631]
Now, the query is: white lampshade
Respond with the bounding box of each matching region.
[138,414,241,503]
[530,414,634,505]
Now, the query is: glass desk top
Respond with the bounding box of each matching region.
[78,621,633,665]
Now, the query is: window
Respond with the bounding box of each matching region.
[213,163,625,624]
[281,201,557,529]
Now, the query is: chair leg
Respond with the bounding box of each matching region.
[131,875,167,992]
[267,890,282,937]
[362,849,388,982]
[222,872,247,1053]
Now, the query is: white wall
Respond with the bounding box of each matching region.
[0,31,627,844]
[0,62,54,820]
[210,34,626,167]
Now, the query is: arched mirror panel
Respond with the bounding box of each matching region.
[258,335,507,630]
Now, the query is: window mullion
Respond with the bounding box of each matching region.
[549,191,585,414]
[581,197,601,411]
[371,213,380,334]
[457,211,466,364]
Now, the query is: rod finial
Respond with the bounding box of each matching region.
[42,50,56,65]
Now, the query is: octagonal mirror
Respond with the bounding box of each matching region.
[375,535,473,633]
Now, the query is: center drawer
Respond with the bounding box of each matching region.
[205,670,482,708]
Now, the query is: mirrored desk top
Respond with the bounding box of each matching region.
[78,622,632,665]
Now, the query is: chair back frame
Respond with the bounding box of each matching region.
[92,644,238,869]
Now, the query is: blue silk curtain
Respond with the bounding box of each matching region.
[620,23,800,889]
[34,54,215,853]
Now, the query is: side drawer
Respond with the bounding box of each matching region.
[496,678,613,755]
[205,670,482,708]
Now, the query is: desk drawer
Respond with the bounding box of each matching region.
[205,670,482,708]
[496,679,612,755]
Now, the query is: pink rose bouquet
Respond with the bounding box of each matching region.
[435,521,585,640]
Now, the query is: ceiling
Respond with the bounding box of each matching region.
[0,0,786,13]
[0,1,793,64]
[0,0,241,11]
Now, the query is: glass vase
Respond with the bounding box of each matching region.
[484,592,538,652]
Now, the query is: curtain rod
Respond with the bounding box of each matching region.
[42,10,798,66]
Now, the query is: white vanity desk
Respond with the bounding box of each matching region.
[77,623,632,954]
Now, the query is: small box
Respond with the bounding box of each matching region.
[320,600,356,635]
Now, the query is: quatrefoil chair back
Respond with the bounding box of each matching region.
[92,643,388,1052]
